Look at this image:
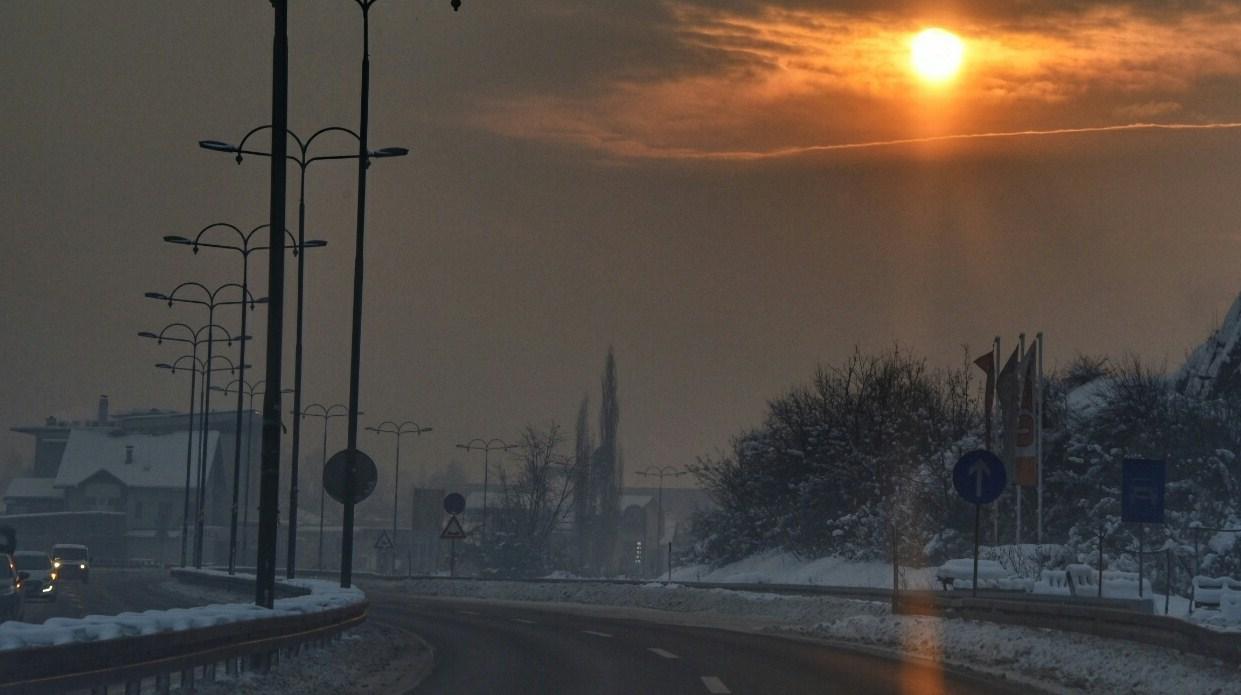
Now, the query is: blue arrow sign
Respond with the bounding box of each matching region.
[953,449,1007,505]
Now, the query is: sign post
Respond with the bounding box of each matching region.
[440,493,468,577]
[953,450,1008,597]
[1121,458,1166,601]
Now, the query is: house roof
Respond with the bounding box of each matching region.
[2,478,64,500]
[54,428,219,490]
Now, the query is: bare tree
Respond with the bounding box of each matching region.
[490,425,577,576]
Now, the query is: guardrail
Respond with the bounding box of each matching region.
[0,571,366,695]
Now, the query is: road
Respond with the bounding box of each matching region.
[366,592,1024,695]
[20,568,205,623]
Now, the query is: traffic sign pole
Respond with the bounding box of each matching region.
[450,538,456,577]
[972,503,981,598]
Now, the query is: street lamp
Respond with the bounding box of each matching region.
[199,129,400,580]
[366,420,431,573]
[147,282,266,567]
[299,403,350,570]
[141,323,243,567]
[155,353,247,568]
[213,380,293,558]
[455,438,518,541]
[165,223,322,575]
[635,466,688,572]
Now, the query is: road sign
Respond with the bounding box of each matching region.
[374,530,394,550]
[1122,458,1165,524]
[443,492,466,515]
[440,515,467,540]
[323,448,378,505]
[952,449,1007,505]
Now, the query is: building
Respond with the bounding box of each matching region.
[2,396,257,565]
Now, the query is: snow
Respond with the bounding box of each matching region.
[669,550,939,589]
[0,570,364,652]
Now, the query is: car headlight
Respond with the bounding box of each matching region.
[52,561,60,569]
[49,572,57,581]
[79,563,86,570]
[41,584,54,593]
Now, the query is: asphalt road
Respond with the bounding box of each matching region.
[367,593,1024,695]
[20,568,203,623]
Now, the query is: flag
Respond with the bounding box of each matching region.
[996,347,1020,480]
[974,350,995,450]
[1015,344,1039,486]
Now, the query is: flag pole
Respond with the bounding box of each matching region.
[992,335,1000,546]
[1036,331,1044,545]
[1016,333,1025,548]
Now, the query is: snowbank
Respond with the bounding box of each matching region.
[0,570,364,652]
[670,550,939,589]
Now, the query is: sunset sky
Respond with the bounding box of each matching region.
[4,1,1241,485]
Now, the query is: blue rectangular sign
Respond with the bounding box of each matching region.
[1121,458,1166,524]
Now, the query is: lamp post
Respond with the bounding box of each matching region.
[635,465,688,570]
[455,438,517,541]
[147,282,266,567]
[213,380,294,558]
[366,421,431,573]
[155,354,247,568]
[199,131,403,579]
[299,403,350,570]
[164,224,322,575]
[334,0,462,589]
[142,322,243,567]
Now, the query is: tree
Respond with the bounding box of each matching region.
[486,425,577,577]
[592,348,622,573]
[572,395,593,572]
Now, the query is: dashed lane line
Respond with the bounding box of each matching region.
[510,618,537,625]
[647,648,679,659]
[701,676,732,694]
[457,610,480,616]
[581,630,613,638]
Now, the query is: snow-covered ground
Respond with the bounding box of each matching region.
[670,549,939,588]
[0,570,363,651]
[395,577,1241,694]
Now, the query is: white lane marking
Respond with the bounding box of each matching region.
[510,617,536,624]
[647,648,679,659]
[701,676,732,694]
[458,610,480,616]
[581,630,613,638]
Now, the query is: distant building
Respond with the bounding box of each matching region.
[3,396,257,565]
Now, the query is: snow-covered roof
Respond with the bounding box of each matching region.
[2,478,63,500]
[54,428,219,490]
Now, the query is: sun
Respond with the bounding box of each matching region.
[910,28,964,83]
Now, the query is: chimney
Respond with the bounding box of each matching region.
[97,395,110,425]
[124,445,134,465]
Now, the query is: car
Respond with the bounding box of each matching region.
[12,551,57,602]
[0,555,24,621]
[50,544,91,583]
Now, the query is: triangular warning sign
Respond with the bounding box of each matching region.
[440,515,467,540]
[373,530,394,550]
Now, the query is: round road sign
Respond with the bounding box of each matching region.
[323,448,378,504]
[443,492,466,515]
[952,449,1007,505]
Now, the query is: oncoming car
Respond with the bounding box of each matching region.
[12,551,57,602]
[50,544,90,583]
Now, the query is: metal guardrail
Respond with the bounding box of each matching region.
[0,570,366,695]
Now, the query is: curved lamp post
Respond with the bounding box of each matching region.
[164,223,322,575]
[454,438,517,542]
[200,128,403,580]
[155,353,247,568]
[299,403,350,570]
[212,379,294,558]
[141,323,243,567]
[366,420,431,572]
[147,282,265,567]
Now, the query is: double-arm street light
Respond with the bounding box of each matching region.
[455,438,517,541]
[164,223,322,575]
[366,420,431,572]
[155,354,247,568]
[200,130,403,580]
[141,322,244,567]
[147,282,266,567]
[635,466,688,557]
[299,403,350,570]
[213,379,293,557]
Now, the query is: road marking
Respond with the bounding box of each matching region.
[581,630,613,638]
[701,676,731,693]
[510,618,536,625]
[647,648,679,659]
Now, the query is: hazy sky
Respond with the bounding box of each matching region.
[4,1,1241,490]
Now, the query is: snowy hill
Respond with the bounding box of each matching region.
[1176,291,1241,398]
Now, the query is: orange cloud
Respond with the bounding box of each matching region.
[475,2,1241,160]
